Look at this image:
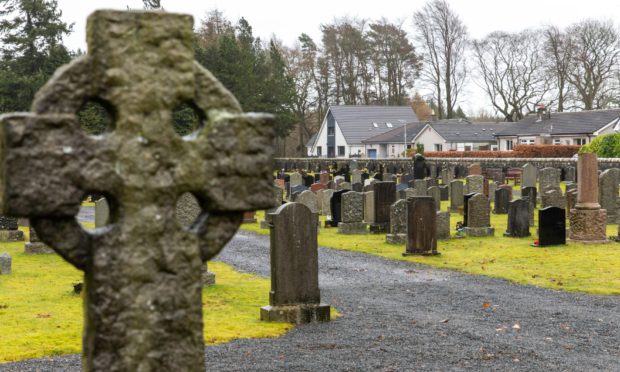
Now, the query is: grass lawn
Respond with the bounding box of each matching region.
[0,227,291,363]
[243,194,620,296]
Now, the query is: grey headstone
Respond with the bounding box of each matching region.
[436,211,450,240]
[413,179,427,196]
[0,253,11,275]
[261,203,329,323]
[338,182,352,191]
[504,199,531,237]
[494,188,509,214]
[94,198,110,228]
[599,169,620,223]
[290,172,303,187]
[539,167,561,193]
[386,199,407,244]
[297,190,319,214]
[321,189,334,216]
[464,193,494,236]
[542,189,565,209]
[427,186,441,211]
[465,175,484,195]
[363,191,375,224]
[522,163,537,189]
[449,180,464,212]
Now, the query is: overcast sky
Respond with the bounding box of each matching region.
[57,0,620,115]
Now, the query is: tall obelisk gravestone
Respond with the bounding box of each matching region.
[0,11,274,372]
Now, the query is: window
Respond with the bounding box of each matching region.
[327,127,335,135]
[372,122,378,128]
[464,145,472,151]
[338,146,345,156]
[520,139,535,145]
[506,140,513,150]
[434,144,443,151]
[386,122,393,128]
[316,146,322,156]
[574,138,587,145]
[553,139,561,145]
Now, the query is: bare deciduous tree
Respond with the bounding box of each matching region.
[413,0,467,119]
[565,19,620,110]
[544,26,573,112]
[473,30,551,122]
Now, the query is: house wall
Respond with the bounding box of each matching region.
[413,126,446,152]
[307,110,349,158]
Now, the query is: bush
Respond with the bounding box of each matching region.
[580,133,620,158]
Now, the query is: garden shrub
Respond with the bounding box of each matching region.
[580,133,620,158]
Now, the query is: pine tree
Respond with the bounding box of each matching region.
[0,0,73,112]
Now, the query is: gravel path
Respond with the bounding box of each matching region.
[2,231,619,371]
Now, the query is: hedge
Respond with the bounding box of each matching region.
[408,145,581,158]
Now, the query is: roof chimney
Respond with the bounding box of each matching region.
[536,104,546,122]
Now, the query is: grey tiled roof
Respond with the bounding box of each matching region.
[430,122,500,142]
[330,105,418,144]
[305,132,318,148]
[494,109,620,137]
[362,122,427,144]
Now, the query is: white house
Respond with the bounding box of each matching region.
[306,105,418,158]
[494,109,620,150]
[412,120,500,152]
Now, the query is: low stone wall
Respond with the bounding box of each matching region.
[274,157,620,174]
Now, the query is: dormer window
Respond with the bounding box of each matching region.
[386,122,393,128]
[372,122,378,128]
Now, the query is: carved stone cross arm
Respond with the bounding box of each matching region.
[0,10,275,371]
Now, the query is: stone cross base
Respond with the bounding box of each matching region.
[24,242,55,255]
[386,233,407,244]
[337,222,367,235]
[402,250,440,257]
[260,304,330,324]
[0,230,24,242]
[569,209,609,243]
[368,223,389,234]
[464,227,495,237]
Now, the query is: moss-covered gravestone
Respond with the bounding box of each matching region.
[0,10,274,372]
[261,203,330,323]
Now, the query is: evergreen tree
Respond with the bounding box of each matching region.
[0,0,73,112]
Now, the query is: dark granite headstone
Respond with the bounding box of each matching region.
[538,207,566,246]
[504,199,531,237]
[494,188,509,214]
[439,185,449,201]
[463,193,476,227]
[403,196,438,256]
[329,190,348,227]
[261,203,330,323]
[370,181,396,233]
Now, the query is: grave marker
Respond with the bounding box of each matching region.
[261,203,330,323]
[0,10,275,371]
[464,193,494,236]
[504,199,531,237]
[538,207,566,246]
[403,197,439,255]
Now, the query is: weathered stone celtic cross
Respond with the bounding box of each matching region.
[0,11,274,371]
